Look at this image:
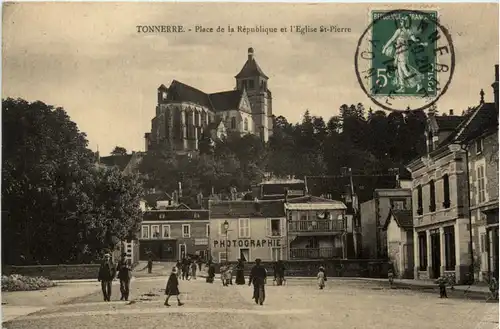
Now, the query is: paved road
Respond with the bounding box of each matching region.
[3,278,498,329]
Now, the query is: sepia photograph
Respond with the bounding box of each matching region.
[1,2,499,328]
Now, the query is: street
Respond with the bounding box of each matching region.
[3,275,498,329]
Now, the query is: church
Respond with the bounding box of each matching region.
[144,47,273,153]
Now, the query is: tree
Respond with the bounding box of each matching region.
[111,146,127,156]
[2,98,143,264]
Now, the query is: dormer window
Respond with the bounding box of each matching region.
[162,92,167,100]
[476,138,483,154]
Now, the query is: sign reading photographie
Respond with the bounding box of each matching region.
[213,239,281,248]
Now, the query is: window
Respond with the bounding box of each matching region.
[443,174,451,209]
[476,138,483,154]
[182,224,191,238]
[219,252,227,263]
[417,185,423,215]
[219,220,229,236]
[231,117,236,129]
[239,248,250,262]
[162,91,167,100]
[248,79,254,89]
[238,218,250,238]
[162,225,171,238]
[206,224,210,238]
[418,232,428,270]
[244,118,248,131]
[271,247,282,261]
[151,225,160,238]
[159,213,165,219]
[429,180,436,212]
[391,199,406,210]
[444,226,456,271]
[477,165,486,203]
[141,225,150,239]
[480,233,487,253]
[269,219,281,237]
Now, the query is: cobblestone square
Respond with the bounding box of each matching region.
[3,278,498,329]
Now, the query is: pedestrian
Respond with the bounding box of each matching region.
[191,261,197,279]
[436,276,448,298]
[176,260,182,278]
[98,253,116,302]
[116,253,132,301]
[197,258,203,271]
[248,258,267,305]
[147,255,153,274]
[235,259,246,285]
[273,260,285,286]
[207,262,215,283]
[317,266,327,290]
[182,261,190,280]
[388,262,394,288]
[164,267,184,307]
[489,271,498,300]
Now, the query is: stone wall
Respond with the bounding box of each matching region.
[214,259,389,278]
[3,264,101,280]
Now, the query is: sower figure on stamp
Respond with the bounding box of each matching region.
[248,258,267,305]
[98,253,116,302]
[116,252,132,301]
[164,267,184,307]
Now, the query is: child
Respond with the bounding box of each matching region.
[435,276,448,298]
[164,267,184,307]
[317,266,327,290]
[388,264,394,288]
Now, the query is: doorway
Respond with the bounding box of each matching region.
[178,244,187,260]
[430,230,441,279]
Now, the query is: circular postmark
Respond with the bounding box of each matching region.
[355,9,455,112]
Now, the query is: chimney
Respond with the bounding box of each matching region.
[248,47,254,61]
[449,109,454,116]
[493,64,499,110]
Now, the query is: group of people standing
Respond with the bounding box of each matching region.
[97,252,133,301]
[175,257,202,280]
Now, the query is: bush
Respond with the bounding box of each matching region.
[1,274,56,291]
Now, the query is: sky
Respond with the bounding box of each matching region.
[2,2,498,156]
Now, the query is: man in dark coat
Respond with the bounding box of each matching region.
[116,253,132,301]
[147,255,153,274]
[248,258,267,305]
[164,267,184,307]
[273,260,285,285]
[98,253,115,302]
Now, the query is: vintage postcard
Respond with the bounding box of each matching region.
[2,2,499,329]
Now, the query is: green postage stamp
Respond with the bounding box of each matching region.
[371,10,438,97]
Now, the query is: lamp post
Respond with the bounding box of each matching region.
[449,143,474,284]
[223,220,229,266]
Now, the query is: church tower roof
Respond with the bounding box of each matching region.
[235,47,268,79]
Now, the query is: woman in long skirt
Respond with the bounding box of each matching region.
[235,259,245,285]
[164,268,184,306]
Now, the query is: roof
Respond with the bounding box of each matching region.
[455,102,498,143]
[168,80,214,110]
[434,115,464,131]
[383,209,413,230]
[209,200,285,219]
[100,155,133,171]
[284,195,347,211]
[143,192,173,208]
[235,57,268,79]
[209,90,243,112]
[206,118,224,131]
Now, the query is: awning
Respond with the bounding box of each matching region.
[284,202,347,211]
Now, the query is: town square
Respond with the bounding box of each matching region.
[2,2,499,328]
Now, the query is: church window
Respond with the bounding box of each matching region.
[231,117,236,129]
[248,80,254,89]
[244,118,248,131]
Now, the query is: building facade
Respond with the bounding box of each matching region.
[360,188,412,259]
[383,209,414,279]
[145,47,273,154]
[209,200,286,263]
[139,209,210,261]
[285,196,347,260]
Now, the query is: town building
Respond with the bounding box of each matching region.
[145,47,273,154]
[252,178,306,200]
[407,64,499,284]
[285,195,347,260]
[139,209,210,261]
[360,188,412,259]
[208,200,286,263]
[383,209,414,279]
[452,65,499,281]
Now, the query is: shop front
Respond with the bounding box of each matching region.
[211,237,285,263]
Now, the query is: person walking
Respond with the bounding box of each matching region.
[164,267,184,307]
[116,253,132,301]
[248,258,267,305]
[207,262,215,283]
[235,259,246,285]
[317,266,327,290]
[273,260,285,286]
[190,260,197,279]
[147,255,153,274]
[98,253,116,302]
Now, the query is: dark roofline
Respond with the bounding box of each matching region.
[383,209,413,230]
